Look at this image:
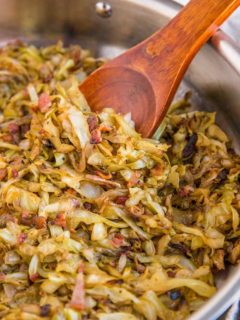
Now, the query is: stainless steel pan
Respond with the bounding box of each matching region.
[0,0,239,318]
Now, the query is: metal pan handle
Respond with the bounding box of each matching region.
[224,300,240,320]
[211,29,240,75]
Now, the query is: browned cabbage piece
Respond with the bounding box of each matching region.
[0,41,239,320]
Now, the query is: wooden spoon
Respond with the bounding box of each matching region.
[80,0,240,137]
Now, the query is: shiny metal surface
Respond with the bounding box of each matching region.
[224,301,240,320]
[0,0,239,319]
[95,1,112,18]
[211,30,240,76]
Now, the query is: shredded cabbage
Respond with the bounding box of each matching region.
[0,41,239,320]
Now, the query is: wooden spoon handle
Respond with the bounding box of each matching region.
[80,0,240,138]
[144,0,240,66]
[112,0,240,134]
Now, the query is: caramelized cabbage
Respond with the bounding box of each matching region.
[0,41,239,320]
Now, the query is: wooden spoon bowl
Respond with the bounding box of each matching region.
[80,66,156,133]
[80,0,240,137]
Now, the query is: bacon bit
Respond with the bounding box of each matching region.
[23,87,29,98]
[115,196,128,205]
[83,202,92,211]
[167,271,176,278]
[30,272,39,282]
[3,131,20,145]
[20,215,32,226]
[53,213,66,228]
[0,273,5,281]
[65,188,77,196]
[179,185,194,197]
[38,93,51,113]
[95,170,112,180]
[11,169,18,178]
[151,164,163,176]
[87,115,99,132]
[39,128,48,137]
[2,134,14,143]
[69,269,85,311]
[22,211,30,219]
[127,171,141,188]
[90,128,102,144]
[99,123,112,133]
[20,210,32,226]
[8,123,19,134]
[33,216,47,229]
[0,168,7,181]
[111,233,124,248]
[18,233,27,244]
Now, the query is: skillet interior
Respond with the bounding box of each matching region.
[0,0,239,318]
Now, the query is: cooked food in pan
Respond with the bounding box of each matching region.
[0,41,239,320]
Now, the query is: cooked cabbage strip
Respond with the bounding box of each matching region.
[0,41,238,320]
